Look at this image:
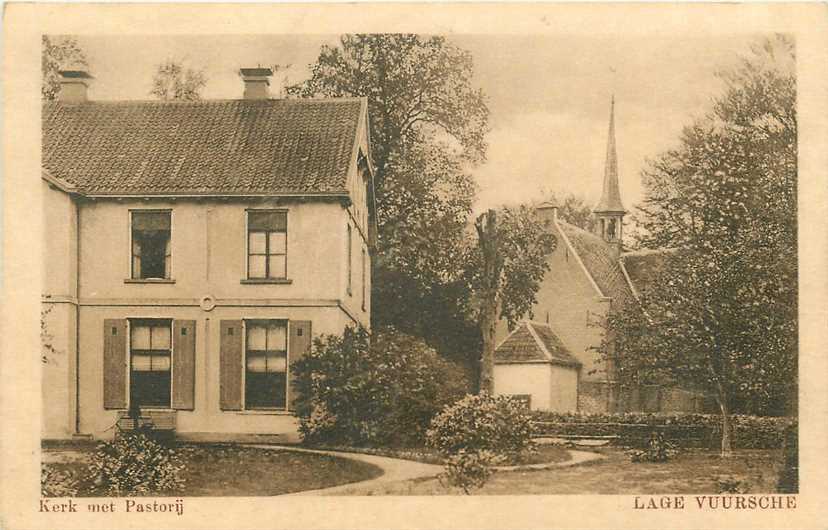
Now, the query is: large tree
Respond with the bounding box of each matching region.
[289,34,490,359]
[602,36,796,455]
[42,35,88,100]
[465,207,557,393]
[150,59,207,101]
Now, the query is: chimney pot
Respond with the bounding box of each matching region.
[239,67,273,100]
[58,70,93,103]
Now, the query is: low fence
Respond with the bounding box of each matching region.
[531,412,794,450]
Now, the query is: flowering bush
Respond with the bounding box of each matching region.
[292,326,470,447]
[627,431,679,463]
[41,467,79,497]
[87,430,185,495]
[438,449,505,494]
[426,393,535,458]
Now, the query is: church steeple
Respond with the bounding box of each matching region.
[593,96,626,246]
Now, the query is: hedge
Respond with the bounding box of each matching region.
[531,411,794,449]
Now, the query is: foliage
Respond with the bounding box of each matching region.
[541,193,597,232]
[600,36,797,453]
[426,393,535,458]
[41,467,79,497]
[531,411,792,449]
[716,476,747,494]
[42,35,88,100]
[289,34,489,365]
[292,326,470,447]
[87,430,185,495]
[41,305,61,364]
[463,207,556,391]
[150,59,207,101]
[627,431,679,462]
[438,449,505,494]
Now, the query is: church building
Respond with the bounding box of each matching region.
[493,98,707,414]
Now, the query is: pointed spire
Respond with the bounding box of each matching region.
[593,96,626,214]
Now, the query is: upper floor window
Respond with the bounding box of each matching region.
[347,224,353,296]
[247,210,287,279]
[131,211,171,280]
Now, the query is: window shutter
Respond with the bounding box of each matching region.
[172,320,196,410]
[287,320,312,411]
[220,320,243,410]
[103,319,127,409]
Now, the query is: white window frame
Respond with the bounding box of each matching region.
[241,318,290,411]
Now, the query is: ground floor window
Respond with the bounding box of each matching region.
[129,319,172,408]
[245,320,288,409]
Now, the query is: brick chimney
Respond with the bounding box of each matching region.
[58,70,93,103]
[239,67,273,100]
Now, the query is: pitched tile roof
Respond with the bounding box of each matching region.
[42,98,366,196]
[620,248,673,299]
[495,321,581,367]
[557,220,634,306]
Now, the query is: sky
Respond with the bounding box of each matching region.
[72,34,758,213]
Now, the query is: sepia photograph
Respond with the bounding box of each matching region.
[2,3,826,529]
[39,31,798,498]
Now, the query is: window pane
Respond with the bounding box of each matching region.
[132,211,170,231]
[137,232,169,279]
[152,325,171,349]
[130,372,170,408]
[151,354,171,372]
[131,325,151,350]
[268,255,286,278]
[269,232,286,254]
[267,323,287,351]
[246,352,267,372]
[245,372,286,408]
[132,354,153,371]
[266,352,287,373]
[249,255,266,278]
[249,232,266,254]
[248,211,286,231]
[246,325,267,350]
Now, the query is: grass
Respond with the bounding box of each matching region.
[351,448,785,495]
[306,443,571,466]
[43,443,383,496]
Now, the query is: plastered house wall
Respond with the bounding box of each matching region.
[494,363,579,412]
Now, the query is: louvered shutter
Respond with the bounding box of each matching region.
[103,319,128,409]
[220,320,243,410]
[287,320,312,411]
[172,320,196,410]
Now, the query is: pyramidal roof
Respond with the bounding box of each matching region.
[593,96,626,214]
[494,321,581,367]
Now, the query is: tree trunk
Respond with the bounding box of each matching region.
[475,210,501,395]
[715,379,733,457]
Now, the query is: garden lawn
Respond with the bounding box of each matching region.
[43,443,383,496]
[356,448,784,495]
[306,444,570,466]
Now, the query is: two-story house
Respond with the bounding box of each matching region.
[41,68,376,442]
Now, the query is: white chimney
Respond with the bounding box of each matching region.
[239,67,273,100]
[58,70,93,103]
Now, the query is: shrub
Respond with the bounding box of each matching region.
[41,467,79,497]
[87,430,185,495]
[438,449,505,494]
[426,393,535,459]
[292,326,470,447]
[531,411,791,449]
[627,431,679,463]
[716,476,747,494]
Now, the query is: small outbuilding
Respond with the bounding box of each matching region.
[493,321,581,412]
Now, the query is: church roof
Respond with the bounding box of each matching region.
[593,97,626,214]
[558,220,634,305]
[620,248,673,299]
[495,321,581,367]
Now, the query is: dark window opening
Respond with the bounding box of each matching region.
[247,211,287,279]
[132,211,171,279]
[245,321,287,409]
[129,319,172,408]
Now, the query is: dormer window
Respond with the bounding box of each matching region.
[131,211,171,280]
